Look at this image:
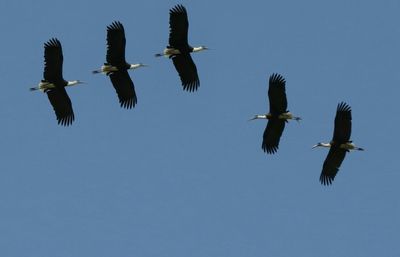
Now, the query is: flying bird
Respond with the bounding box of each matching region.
[93,21,146,109]
[30,38,83,126]
[155,4,208,92]
[313,102,364,185]
[250,73,301,154]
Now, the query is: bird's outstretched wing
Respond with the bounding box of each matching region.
[43,38,64,82]
[332,102,352,143]
[320,147,347,185]
[46,87,74,126]
[109,70,137,109]
[262,119,286,154]
[268,73,287,114]
[106,21,126,65]
[168,4,189,48]
[172,54,199,92]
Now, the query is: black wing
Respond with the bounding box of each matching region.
[268,73,287,114]
[262,119,286,154]
[43,38,64,82]
[168,4,189,48]
[320,147,347,185]
[332,102,352,143]
[109,70,137,109]
[172,54,199,92]
[46,87,74,126]
[106,21,126,65]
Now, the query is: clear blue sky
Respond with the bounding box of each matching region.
[0,0,399,256]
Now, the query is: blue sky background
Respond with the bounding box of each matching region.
[0,0,399,256]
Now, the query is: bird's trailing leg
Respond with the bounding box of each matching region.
[293,116,302,123]
[92,69,102,74]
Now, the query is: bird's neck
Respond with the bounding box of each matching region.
[319,143,331,148]
[255,114,269,119]
[67,80,80,86]
[192,46,206,53]
[129,63,144,70]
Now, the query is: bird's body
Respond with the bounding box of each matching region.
[250,73,301,154]
[30,79,81,92]
[93,63,144,75]
[156,48,182,58]
[30,38,83,126]
[156,4,208,92]
[156,46,207,58]
[93,21,146,109]
[30,80,56,92]
[92,65,119,75]
[313,102,364,185]
[314,141,364,151]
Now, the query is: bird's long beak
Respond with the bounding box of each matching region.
[312,144,319,149]
[248,116,257,121]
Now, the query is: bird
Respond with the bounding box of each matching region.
[155,4,208,92]
[250,73,301,154]
[93,21,146,109]
[30,38,83,126]
[313,102,364,185]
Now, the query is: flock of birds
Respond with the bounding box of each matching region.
[249,75,364,185]
[30,4,363,186]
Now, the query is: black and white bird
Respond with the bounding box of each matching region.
[156,4,208,92]
[93,21,146,109]
[30,38,83,126]
[250,73,301,154]
[313,102,364,185]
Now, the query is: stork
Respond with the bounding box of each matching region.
[155,4,208,92]
[313,102,364,185]
[93,21,146,109]
[250,73,301,154]
[30,38,83,126]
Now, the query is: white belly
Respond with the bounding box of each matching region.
[164,48,181,57]
[39,81,56,91]
[278,112,293,119]
[101,65,119,73]
[340,142,355,150]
